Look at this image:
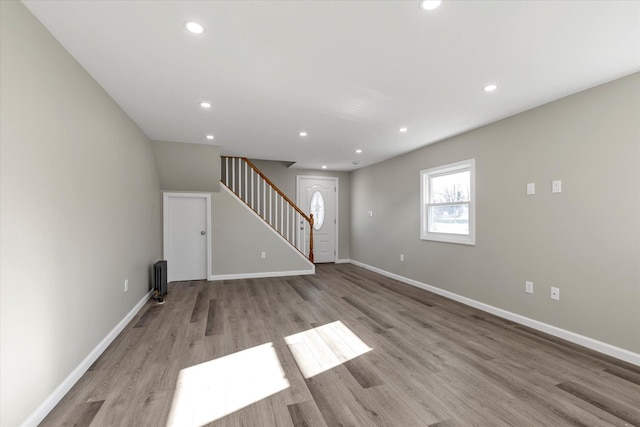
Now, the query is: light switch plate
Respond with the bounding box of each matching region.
[552,180,562,193]
[527,183,535,195]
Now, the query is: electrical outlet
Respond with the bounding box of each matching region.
[400,254,404,262]
[551,287,560,300]
[525,281,533,294]
[124,279,128,292]
[367,210,373,217]
[552,180,562,193]
[261,251,266,259]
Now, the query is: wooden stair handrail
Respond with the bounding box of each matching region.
[221,156,314,263]
[240,157,311,222]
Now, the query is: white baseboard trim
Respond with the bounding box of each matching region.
[349,260,640,367]
[335,258,351,264]
[209,267,315,281]
[21,291,153,427]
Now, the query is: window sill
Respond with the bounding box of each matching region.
[420,233,475,245]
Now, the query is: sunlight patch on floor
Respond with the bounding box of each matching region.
[284,320,372,379]
[167,342,290,427]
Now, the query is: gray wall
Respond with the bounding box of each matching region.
[212,188,314,275]
[0,2,162,426]
[152,140,220,192]
[350,72,640,354]
[249,160,351,260]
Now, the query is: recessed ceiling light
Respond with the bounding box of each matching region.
[321,165,327,169]
[399,127,408,133]
[185,21,204,34]
[200,101,211,108]
[419,0,442,11]
[355,149,362,154]
[206,135,214,140]
[484,84,498,92]
[299,131,308,137]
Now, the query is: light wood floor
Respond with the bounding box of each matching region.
[41,263,640,426]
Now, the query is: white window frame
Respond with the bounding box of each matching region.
[420,159,475,245]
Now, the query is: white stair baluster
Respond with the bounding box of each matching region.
[257,176,260,216]
[232,158,236,193]
[269,187,272,225]
[250,168,254,209]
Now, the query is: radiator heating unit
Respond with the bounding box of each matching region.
[153,260,167,303]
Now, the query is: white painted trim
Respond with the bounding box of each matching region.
[21,291,153,427]
[296,175,339,262]
[162,192,212,281]
[349,260,640,366]
[335,258,352,264]
[217,186,314,275]
[210,268,315,281]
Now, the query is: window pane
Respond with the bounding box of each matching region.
[428,204,469,235]
[310,191,325,231]
[429,171,470,204]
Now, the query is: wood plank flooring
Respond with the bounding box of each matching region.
[40,263,640,426]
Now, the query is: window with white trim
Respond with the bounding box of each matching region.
[420,159,475,245]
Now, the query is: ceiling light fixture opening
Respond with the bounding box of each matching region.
[200,101,211,108]
[321,165,327,169]
[399,127,408,133]
[420,0,442,11]
[206,135,214,140]
[356,149,362,154]
[185,21,204,34]
[484,84,498,92]
[299,131,308,137]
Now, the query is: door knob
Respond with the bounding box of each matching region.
[201,231,206,235]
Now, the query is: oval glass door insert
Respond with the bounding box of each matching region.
[310,191,325,231]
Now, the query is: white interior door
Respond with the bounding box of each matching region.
[163,193,210,282]
[297,177,337,263]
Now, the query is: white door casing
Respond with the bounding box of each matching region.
[297,177,338,263]
[163,192,211,282]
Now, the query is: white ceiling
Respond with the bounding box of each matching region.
[23,0,640,171]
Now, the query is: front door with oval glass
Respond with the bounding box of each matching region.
[297,177,337,263]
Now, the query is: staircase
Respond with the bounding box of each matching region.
[221,156,314,262]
